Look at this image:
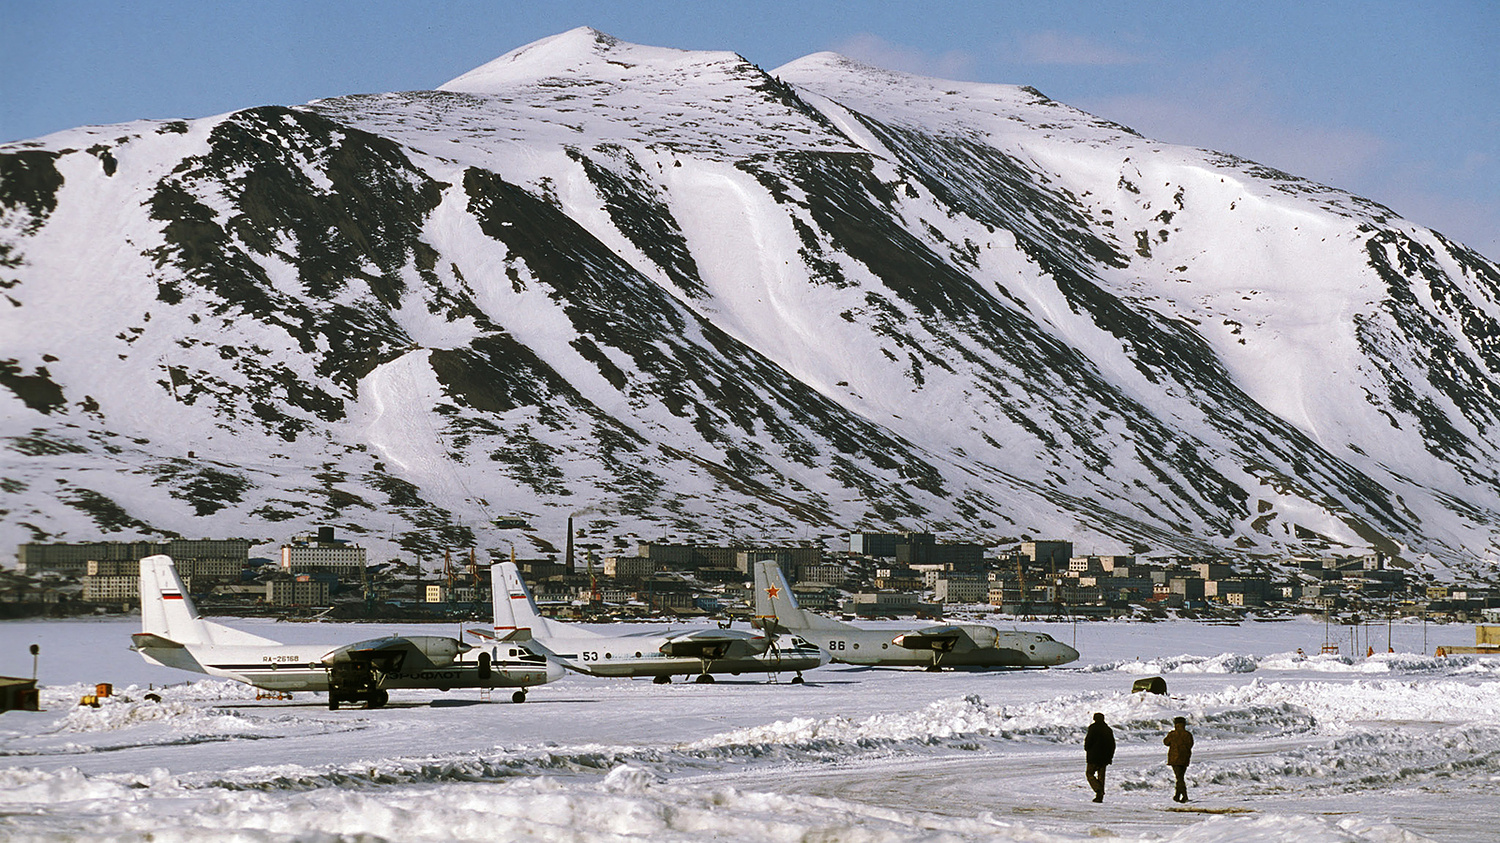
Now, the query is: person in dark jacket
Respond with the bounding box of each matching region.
[1163,716,1194,803]
[1084,712,1115,802]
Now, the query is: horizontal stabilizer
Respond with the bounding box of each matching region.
[130,632,185,650]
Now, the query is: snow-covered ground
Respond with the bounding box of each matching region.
[2,615,1496,841]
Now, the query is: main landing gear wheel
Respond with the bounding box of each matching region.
[511,689,528,703]
[653,675,671,685]
[367,689,388,709]
[695,673,715,684]
[791,673,805,684]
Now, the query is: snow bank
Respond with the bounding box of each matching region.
[0,763,1444,843]
[1,682,369,759]
[1084,649,1497,677]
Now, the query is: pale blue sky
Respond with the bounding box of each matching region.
[3,1,1496,257]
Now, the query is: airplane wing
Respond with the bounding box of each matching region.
[892,625,975,653]
[657,628,770,660]
[321,635,471,672]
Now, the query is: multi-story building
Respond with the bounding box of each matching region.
[1206,577,1270,602]
[81,575,140,603]
[849,532,901,558]
[873,567,923,591]
[1193,562,1234,581]
[733,547,822,577]
[844,591,920,617]
[521,560,570,580]
[87,559,140,576]
[17,541,160,576]
[266,576,329,607]
[36,539,252,599]
[885,533,986,569]
[1169,577,1206,600]
[644,589,697,612]
[637,543,698,568]
[635,542,817,576]
[797,562,848,587]
[1068,556,1107,575]
[934,576,988,604]
[699,545,752,570]
[164,538,252,575]
[988,582,1012,606]
[281,529,365,579]
[603,556,657,579]
[1020,541,1073,574]
[1095,576,1155,602]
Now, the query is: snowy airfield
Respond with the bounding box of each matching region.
[2,615,1497,842]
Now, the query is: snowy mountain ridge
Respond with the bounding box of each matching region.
[2,27,1499,577]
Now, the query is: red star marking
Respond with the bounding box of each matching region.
[764,586,781,599]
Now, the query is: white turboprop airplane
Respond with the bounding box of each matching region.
[486,561,826,684]
[131,555,563,708]
[753,560,1080,669]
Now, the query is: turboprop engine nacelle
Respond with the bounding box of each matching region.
[324,636,472,670]
[401,636,470,666]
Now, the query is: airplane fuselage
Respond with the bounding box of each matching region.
[140,642,558,692]
[539,632,825,679]
[815,628,1077,668]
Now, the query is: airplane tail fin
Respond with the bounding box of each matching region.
[493,561,574,641]
[138,555,276,647]
[753,560,849,632]
[139,554,209,645]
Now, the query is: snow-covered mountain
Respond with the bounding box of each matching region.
[3,28,1498,576]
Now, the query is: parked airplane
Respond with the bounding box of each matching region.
[753,560,1079,669]
[486,561,826,684]
[131,555,563,708]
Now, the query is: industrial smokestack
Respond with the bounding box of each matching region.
[566,517,575,571]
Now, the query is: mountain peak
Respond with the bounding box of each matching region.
[439,27,741,94]
[5,29,1499,577]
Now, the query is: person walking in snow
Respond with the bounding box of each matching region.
[1084,712,1115,802]
[1164,716,1193,803]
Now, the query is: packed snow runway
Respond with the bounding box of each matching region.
[2,616,1496,842]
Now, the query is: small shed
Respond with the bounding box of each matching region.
[1131,676,1168,695]
[0,676,40,712]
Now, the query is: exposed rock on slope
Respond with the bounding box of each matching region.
[2,27,1498,575]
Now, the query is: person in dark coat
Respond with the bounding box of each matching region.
[1163,716,1194,803]
[1084,712,1115,802]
